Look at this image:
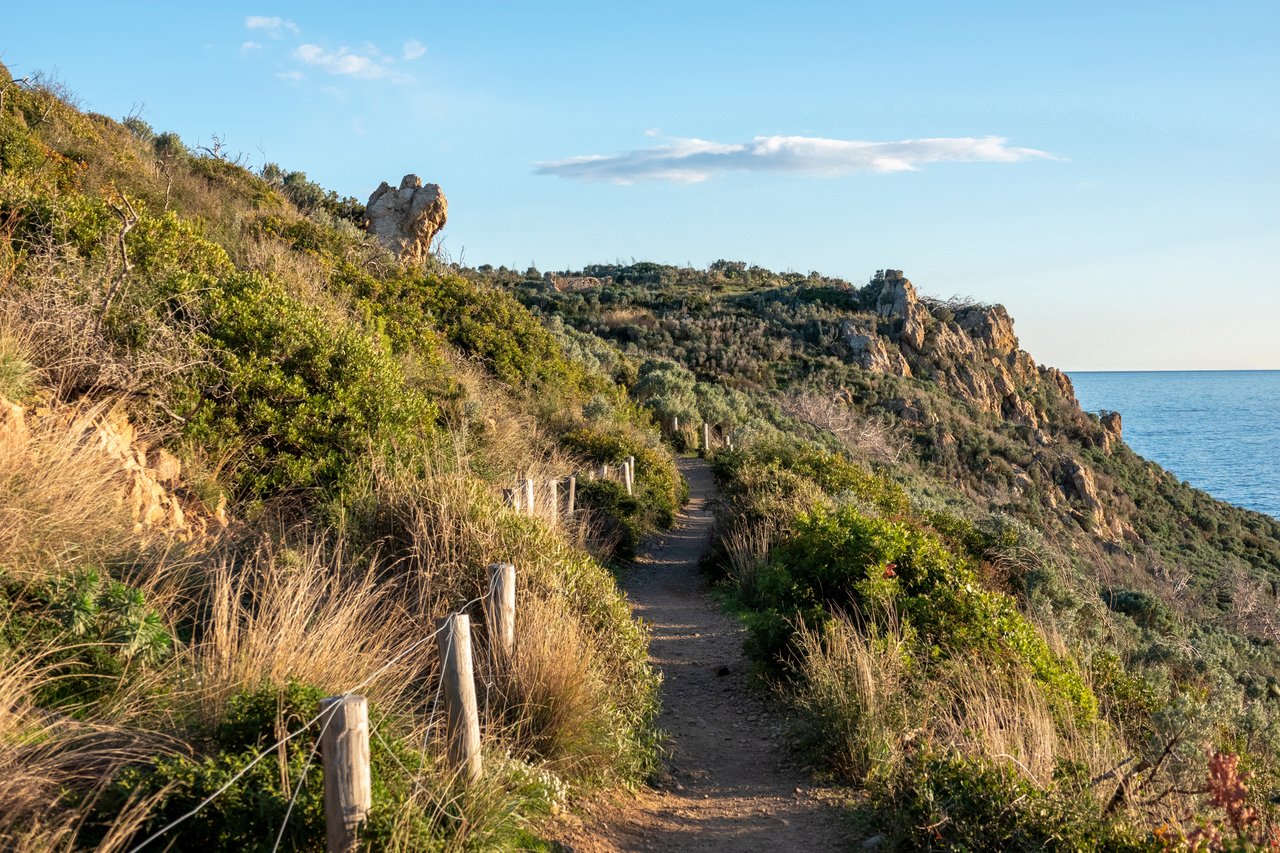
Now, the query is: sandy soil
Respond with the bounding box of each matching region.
[551,458,851,852]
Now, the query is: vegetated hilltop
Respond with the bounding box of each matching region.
[489,260,1280,848]
[0,64,682,849]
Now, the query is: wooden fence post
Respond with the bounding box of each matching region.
[320,694,371,853]
[523,477,535,516]
[546,478,559,525]
[437,614,482,783]
[703,423,712,453]
[566,475,576,516]
[672,415,679,433]
[623,459,634,496]
[502,488,518,511]
[600,463,609,481]
[484,563,516,660]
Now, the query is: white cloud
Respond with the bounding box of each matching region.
[245,15,299,38]
[294,43,408,81]
[240,41,263,54]
[275,70,306,83]
[536,134,1057,184]
[403,39,426,60]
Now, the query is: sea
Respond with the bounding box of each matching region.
[1069,371,1280,520]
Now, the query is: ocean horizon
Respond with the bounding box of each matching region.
[1069,369,1280,519]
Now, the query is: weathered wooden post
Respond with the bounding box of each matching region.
[437,614,482,783]
[320,694,371,853]
[623,459,634,496]
[672,415,679,433]
[484,563,516,661]
[546,478,559,525]
[566,475,576,516]
[502,488,518,511]
[703,423,712,453]
[522,476,535,516]
[600,463,610,481]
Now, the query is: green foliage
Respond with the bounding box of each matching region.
[0,570,171,709]
[866,751,1152,852]
[762,506,1095,719]
[176,271,437,498]
[560,424,683,558]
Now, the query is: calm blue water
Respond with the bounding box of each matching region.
[1069,371,1280,519]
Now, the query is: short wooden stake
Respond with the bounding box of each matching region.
[320,694,371,853]
[437,613,482,783]
[623,460,634,496]
[484,563,516,660]
[672,415,679,433]
[522,477,535,516]
[546,478,559,525]
[566,475,576,516]
[703,423,712,453]
[600,463,609,481]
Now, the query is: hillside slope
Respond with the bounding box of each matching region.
[0,64,682,850]
[492,260,1280,848]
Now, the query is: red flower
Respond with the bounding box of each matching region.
[883,564,897,579]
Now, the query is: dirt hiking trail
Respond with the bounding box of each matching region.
[554,458,850,852]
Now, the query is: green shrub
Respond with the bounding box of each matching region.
[176,272,437,499]
[867,751,1151,852]
[0,570,171,710]
[759,507,1096,719]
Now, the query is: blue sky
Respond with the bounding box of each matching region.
[3,2,1278,370]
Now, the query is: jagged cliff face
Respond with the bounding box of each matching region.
[862,270,1065,430]
[861,270,1139,539]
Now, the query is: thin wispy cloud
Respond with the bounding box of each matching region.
[245,15,299,38]
[240,41,263,54]
[403,39,426,60]
[536,134,1057,184]
[294,43,407,81]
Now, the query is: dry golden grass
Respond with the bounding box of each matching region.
[487,593,614,775]
[794,610,1127,789]
[0,636,180,851]
[0,400,138,581]
[185,536,431,727]
[793,613,911,781]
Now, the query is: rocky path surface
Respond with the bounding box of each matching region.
[554,458,850,852]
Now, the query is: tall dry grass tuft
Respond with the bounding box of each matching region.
[722,518,777,601]
[793,612,911,781]
[0,400,138,580]
[187,536,430,727]
[0,637,176,851]
[932,659,1063,784]
[794,610,1125,789]
[486,594,614,775]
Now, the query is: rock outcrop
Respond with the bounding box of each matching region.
[365,174,447,264]
[1,395,225,540]
[841,320,912,377]
[874,271,930,352]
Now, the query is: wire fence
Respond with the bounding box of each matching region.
[126,577,495,852]
[122,453,671,850]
